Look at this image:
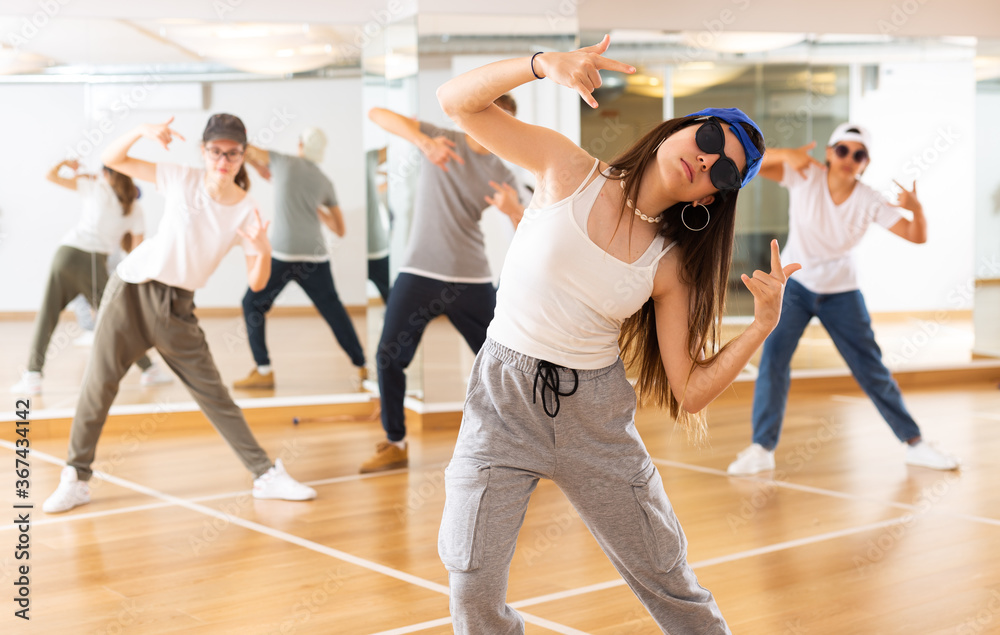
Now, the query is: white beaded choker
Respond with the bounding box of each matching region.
[619,171,662,224]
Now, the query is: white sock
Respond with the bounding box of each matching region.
[390,439,406,450]
[258,365,272,375]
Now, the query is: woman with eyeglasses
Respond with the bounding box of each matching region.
[10,162,171,396]
[434,36,797,633]
[42,114,317,514]
[727,122,959,476]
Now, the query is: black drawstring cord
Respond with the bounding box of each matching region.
[532,360,579,418]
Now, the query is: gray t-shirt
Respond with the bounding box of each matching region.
[268,151,339,262]
[398,122,518,283]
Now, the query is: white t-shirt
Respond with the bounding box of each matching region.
[117,164,259,291]
[60,177,145,255]
[780,163,903,294]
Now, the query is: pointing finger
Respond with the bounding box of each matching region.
[769,239,783,277]
[594,56,636,74]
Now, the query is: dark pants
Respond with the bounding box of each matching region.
[376,273,496,441]
[368,255,390,303]
[241,257,365,368]
[751,278,922,449]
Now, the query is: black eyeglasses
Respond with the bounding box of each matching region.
[205,146,245,162]
[833,144,868,163]
[693,118,743,192]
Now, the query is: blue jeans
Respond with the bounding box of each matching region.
[377,273,496,442]
[241,257,365,368]
[751,278,921,449]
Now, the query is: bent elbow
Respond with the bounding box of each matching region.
[436,83,459,119]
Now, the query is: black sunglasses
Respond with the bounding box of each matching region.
[833,144,868,163]
[694,118,743,191]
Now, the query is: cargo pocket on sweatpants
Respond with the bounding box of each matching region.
[438,458,492,572]
[631,461,687,573]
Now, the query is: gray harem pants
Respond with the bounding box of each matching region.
[67,273,274,481]
[438,338,730,634]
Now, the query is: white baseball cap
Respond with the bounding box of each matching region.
[828,122,872,149]
[299,127,327,162]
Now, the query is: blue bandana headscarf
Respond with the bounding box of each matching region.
[685,107,763,188]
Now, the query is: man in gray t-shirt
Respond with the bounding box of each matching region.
[235,128,366,390]
[361,97,525,474]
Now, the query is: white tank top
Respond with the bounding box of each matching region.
[488,159,676,369]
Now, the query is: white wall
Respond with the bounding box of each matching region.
[850,60,976,312]
[0,75,367,311]
[973,89,1000,354]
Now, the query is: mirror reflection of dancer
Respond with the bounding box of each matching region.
[727,123,959,475]
[360,98,525,474]
[11,160,169,396]
[234,128,367,390]
[434,36,797,633]
[42,114,316,514]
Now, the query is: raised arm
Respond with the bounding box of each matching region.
[758,142,822,182]
[368,107,464,172]
[101,116,185,184]
[237,209,272,292]
[436,35,634,198]
[244,145,271,180]
[46,159,82,191]
[317,204,345,237]
[887,180,928,244]
[653,240,801,413]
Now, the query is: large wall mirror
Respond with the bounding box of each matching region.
[0,15,372,414]
[2,4,998,423]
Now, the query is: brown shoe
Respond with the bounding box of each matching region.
[353,366,369,392]
[233,368,275,390]
[360,441,408,473]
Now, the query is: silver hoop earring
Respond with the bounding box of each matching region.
[681,203,710,232]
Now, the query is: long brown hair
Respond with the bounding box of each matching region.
[614,116,765,442]
[102,166,138,216]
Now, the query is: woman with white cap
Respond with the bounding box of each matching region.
[727,122,959,476]
[435,35,797,633]
[42,113,317,514]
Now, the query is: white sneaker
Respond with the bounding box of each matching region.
[252,459,316,501]
[140,362,173,387]
[905,441,960,470]
[727,443,776,475]
[43,466,91,513]
[10,371,42,395]
[72,330,95,347]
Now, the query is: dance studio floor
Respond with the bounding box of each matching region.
[1,313,999,633]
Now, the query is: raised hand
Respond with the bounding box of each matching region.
[533,34,635,108]
[236,209,272,255]
[419,136,465,171]
[788,141,824,178]
[485,180,524,225]
[892,179,921,212]
[741,239,802,333]
[141,116,186,150]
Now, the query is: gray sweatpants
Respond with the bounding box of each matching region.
[67,273,273,481]
[439,339,730,634]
